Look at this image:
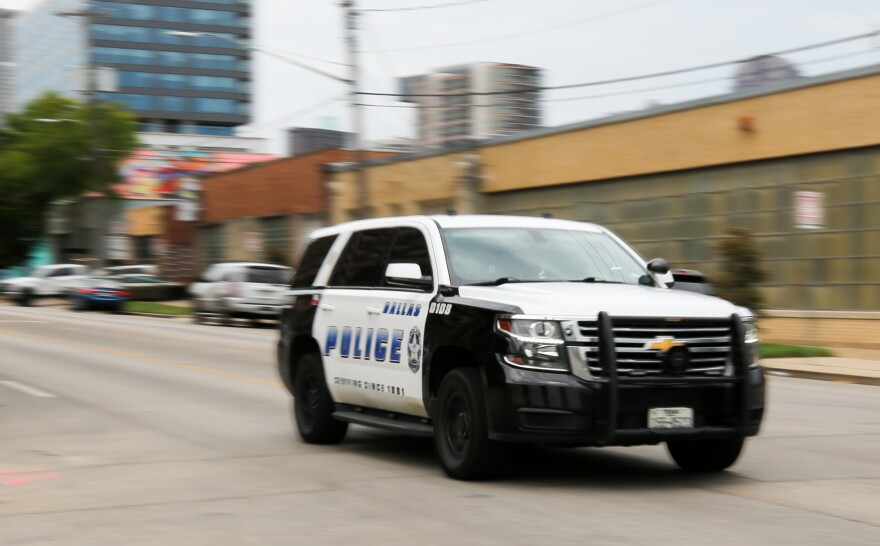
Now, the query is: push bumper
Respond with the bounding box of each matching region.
[484,313,765,445]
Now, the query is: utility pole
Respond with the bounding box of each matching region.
[342,1,368,219]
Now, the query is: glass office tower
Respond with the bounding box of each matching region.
[14,0,251,136]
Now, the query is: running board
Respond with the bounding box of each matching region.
[333,410,433,437]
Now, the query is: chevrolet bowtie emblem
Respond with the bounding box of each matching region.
[644,337,684,353]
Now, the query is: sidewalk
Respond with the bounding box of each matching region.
[761,350,880,386]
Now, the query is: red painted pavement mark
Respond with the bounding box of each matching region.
[0,467,63,485]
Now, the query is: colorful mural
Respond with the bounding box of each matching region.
[118,150,276,200]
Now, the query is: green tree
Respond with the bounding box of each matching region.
[715,227,768,311]
[0,92,138,267]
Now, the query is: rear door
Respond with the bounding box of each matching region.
[313,225,436,417]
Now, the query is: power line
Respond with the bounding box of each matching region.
[357,30,880,98]
[359,0,492,13]
[258,44,349,68]
[363,0,672,53]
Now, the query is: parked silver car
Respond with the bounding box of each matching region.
[189,262,292,325]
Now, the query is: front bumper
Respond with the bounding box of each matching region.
[484,365,765,445]
[483,312,765,446]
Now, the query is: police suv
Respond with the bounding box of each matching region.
[277,215,765,480]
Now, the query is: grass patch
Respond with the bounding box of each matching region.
[760,343,834,359]
[124,301,192,316]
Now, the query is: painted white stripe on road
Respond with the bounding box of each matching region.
[0,380,56,398]
[0,320,48,323]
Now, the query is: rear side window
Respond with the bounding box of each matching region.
[292,235,337,288]
[329,228,395,287]
[246,266,290,285]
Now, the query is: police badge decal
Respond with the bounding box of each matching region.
[407,327,423,373]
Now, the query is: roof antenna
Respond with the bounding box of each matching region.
[446,209,457,216]
[542,212,554,218]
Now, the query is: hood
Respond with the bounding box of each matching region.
[2,277,38,288]
[458,282,739,318]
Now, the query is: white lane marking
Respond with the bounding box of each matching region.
[0,320,48,323]
[0,380,56,398]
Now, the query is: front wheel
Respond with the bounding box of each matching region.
[666,437,744,472]
[434,367,503,480]
[293,353,348,444]
[17,290,32,307]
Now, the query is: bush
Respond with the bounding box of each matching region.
[715,227,768,310]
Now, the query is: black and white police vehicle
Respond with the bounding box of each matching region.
[277,215,765,480]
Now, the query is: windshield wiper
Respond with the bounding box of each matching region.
[578,277,624,284]
[466,277,524,286]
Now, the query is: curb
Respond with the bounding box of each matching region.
[762,365,880,387]
[123,312,187,319]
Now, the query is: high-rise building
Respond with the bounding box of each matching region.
[13,0,252,136]
[399,62,541,149]
[0,8,16,116]
[287,127,352,157]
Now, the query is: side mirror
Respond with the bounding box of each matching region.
[385,263,432,289]
[647,258,670,274]
[647,258,674,288]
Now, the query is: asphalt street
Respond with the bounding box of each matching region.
[1,304,878,545]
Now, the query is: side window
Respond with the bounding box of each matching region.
[385,227,433,286]
[49,268,70,278]
[292,235,337,288]
[329,228,395,287]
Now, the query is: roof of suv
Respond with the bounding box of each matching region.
[311,215,604,238]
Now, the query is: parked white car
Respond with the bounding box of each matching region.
[190,262,292,325]
[2,264,90,306]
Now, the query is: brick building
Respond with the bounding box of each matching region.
[197,148,393,270]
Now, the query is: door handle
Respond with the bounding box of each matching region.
[366,307,383,315]
[319,303,335,311]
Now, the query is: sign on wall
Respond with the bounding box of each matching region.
[117,150,275,201]
[794,191,824,229]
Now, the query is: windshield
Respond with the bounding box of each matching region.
[245,266,290,284]
[442,227,651,286]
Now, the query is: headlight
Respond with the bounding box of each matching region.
[495,316,569,372]
[741,317,760,368]
[742,319,759,344]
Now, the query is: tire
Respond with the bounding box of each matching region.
[17,290,32,307]
[667,437,745,472]
[292,353,348,444]
[220,310,233,326]
[434,367,503,480]
[192,307,203,324]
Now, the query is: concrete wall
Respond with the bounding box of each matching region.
[760,311,880,350]
[480,68,880,192]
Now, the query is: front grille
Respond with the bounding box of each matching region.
[577,318,732,377]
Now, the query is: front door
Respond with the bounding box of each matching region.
[313,225,436,417]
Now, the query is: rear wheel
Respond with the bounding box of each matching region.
[667,437,744,472]
[293,353,348,444]
[434,368,503,480]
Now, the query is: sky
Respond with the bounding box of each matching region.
[2,0,880,154]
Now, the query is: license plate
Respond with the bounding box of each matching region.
[648,407,693,429]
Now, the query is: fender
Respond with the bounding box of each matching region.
[421,294,523,415]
